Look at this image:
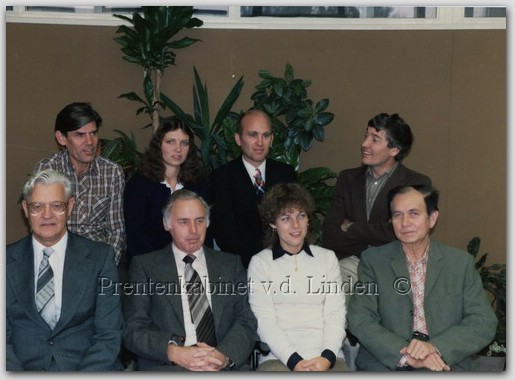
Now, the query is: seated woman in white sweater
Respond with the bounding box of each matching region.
[248,182,348,371]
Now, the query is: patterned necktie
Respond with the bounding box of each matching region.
[254,168,265,197]
[183,255,217,346]
[36,247,57,330]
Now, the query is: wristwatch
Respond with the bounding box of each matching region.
[223,356,236,371]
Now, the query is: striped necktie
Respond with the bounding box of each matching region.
[36,247,57,330]
[254,168,265,197]
[183,255,217,346]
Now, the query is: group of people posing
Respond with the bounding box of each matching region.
[7,102,497,371]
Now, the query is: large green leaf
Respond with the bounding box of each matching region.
[212,75,244,131]
[118,92,146,104]
[315,98,329,113]
[193,66,210,127]
[284,63,294,82]
[113,6,203,123]
[314,112,334,127]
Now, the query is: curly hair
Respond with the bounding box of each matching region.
[259,182,316,249]
[138,117,205,185]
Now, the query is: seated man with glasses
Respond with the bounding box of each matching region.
[6,169,124,371]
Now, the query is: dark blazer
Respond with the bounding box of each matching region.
[123,245,257,370]
[210,156,297,267]
[124,172,212,265]
[6,232,124,371]
[347,240,497,371]
[322,163,431,260]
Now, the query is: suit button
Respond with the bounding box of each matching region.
[48,340,54,345]
[409,310,414,316]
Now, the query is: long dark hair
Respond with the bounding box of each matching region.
[138,117,205,185]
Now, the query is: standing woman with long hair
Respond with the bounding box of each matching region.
[124,116,210,265]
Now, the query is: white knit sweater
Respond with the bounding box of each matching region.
[248,245,346,366]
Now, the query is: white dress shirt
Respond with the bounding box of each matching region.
[241,156,266,185]
[172,242,213,346]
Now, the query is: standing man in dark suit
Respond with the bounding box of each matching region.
[211,109,297,267]
[123,189,257,371]
[6,169,123,371]
[322,113,432,295]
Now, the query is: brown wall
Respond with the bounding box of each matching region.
[6,23,506,264]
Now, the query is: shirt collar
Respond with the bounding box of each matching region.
[405,240,430,265]
[62,149,100,176]
[272,242,313,260]
[366,161,399,180]
[241,156,266,180]
[32,232,69,265]
[172,242,205,263]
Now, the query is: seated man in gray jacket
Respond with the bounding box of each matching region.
[123,189,257,371]
[348,185,497,371]
[7,169,123,371]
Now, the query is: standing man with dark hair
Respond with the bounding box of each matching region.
[347,185,497,371]
[34,102,126,265]
[210,109,297,268]
[322,113,432,293]
[7,169,123,371]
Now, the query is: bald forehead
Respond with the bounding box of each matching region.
[241,111,272,132]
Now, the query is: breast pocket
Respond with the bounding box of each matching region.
[89,196,110,222]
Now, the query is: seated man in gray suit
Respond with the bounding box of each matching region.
[347,185,497,371]
[6,169,124,371]
[123,189,257,371]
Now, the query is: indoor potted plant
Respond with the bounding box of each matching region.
[467,236,506,370]
[113,6,203,132]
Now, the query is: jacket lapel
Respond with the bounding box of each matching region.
[352,167,368,221]
[369,164,407,221]
[55,234,95,333]
[388,241,412,300]
[7,237,44,326]
[154,245,185,327]
[204,247,226,331]
[389,240,445,303]
[234,156,256,194]
[424,242,445,298]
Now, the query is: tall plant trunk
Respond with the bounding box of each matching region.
[151,70,163,133]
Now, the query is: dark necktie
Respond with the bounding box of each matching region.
[254,168,265,197]
[36,247,57,329]
[183,255,217,346]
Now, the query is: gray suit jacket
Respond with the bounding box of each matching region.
[123,245,257,370]
[6,232,124,371]
[347,240,497,371]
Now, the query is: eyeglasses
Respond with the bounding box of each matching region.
[27,201,68,215]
